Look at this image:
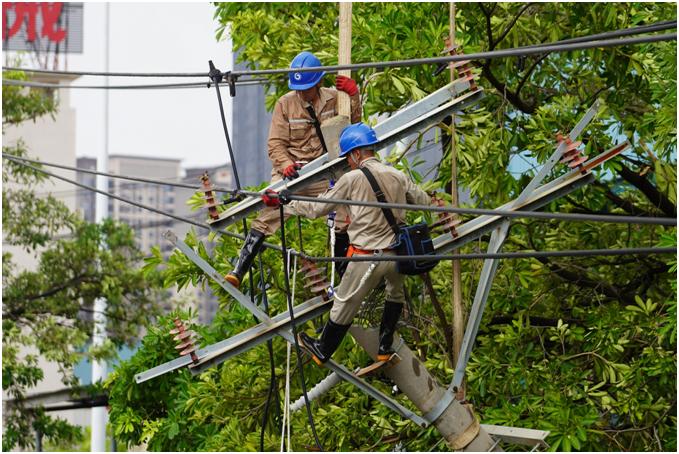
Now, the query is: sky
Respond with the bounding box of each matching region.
[65,2,234,169]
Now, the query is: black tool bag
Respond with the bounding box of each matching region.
[359,167,439,275]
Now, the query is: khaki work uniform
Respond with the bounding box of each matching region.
[252,87,362,236]
[288,158,431,325]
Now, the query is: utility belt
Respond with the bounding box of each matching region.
[359,167,439,276]
[346,244,394,257]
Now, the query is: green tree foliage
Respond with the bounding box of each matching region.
[2,71,165,451]
[109,2,676,451]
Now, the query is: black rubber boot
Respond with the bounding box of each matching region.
[333,231,350,278]
[298,319,351,366]
[377,301,403,361]
[225,229,266,288]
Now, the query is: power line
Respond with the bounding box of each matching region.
[7,157,675,262]
[226,33,676,77]
[5,153,676,226]
[282,193,678,226]
[3,22,675,79]
[2,153,238,194]
[1,78,269,90]
[295,247,677,263]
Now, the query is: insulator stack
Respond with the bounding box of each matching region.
[200,172,220,220]
[444,39,478,91]
[300,259,333,300]
[556,133,588,171]
[430,196,461,238]
[170,317,199,363]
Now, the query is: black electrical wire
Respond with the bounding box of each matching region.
[1,153,239,194]
[5,153,676,226]
[281,193,678,226]
[278,205,323,450]
[1,79,269,90]
[3,21,675,79]
[295,247,676,263]
[228,32,677,77]
[258,253,281,451]
[7,156,675,264]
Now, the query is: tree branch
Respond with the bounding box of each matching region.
[616,162,677,217]
[492,3,535,49]
[592,181,655,217]
[516,53,550,94]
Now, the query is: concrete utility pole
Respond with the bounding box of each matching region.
[91,3,110,451]
[449,1,466,400]
[322,2,353,160]
[337,2,352,118]
[351,328,499,451]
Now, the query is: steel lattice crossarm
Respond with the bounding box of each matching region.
[135,96,639,450]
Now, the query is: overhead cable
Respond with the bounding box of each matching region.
[1,78,268,90]
[2,153,237,194]
[224,32,676,77]
[7,157,675,263]
[282,193,678,226]
[4,153,676,226]
[295,247,677,263]
[3,22,675,79]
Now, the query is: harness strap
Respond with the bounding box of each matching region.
[359,167,401,235]
[305,104,330,155]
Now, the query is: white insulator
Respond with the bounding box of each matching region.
[290,372,342,412]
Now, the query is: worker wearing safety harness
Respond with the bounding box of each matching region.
[225,51,362,288]
[262,123,432,365]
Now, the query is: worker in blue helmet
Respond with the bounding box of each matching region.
[260,123,434,366]
[225,51,361,289]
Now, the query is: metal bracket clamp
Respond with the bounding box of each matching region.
[422,389,456,425]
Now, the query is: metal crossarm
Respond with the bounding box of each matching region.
[433,140,630,254]
[163,231,274,325]
[134,297,329,384]
[136,139,628,386]
[139,233,431,427]
[207,82,484,230]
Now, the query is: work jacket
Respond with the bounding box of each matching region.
[287,158,431,250]
[267,87,361,178]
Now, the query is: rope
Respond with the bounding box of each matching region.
[278,206,323,450]
[3,21,675,78]
[333,259,378,303]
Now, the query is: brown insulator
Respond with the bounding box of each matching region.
[200,172,220,220]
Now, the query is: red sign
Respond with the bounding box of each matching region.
[2,2,66,43]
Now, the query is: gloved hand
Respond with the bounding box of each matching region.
[262,189,281,208]
[282,162,303,180]
[261,189,292,208]
[335,75,358,96]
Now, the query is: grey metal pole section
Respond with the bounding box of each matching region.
[350,327,500,451]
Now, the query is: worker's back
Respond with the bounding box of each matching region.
[340,157,429,250]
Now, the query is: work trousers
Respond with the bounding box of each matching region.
[251,179,349,236]
[330,252,405,325]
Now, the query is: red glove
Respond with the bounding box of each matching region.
[282,162,303,180]
[262,189,280,208]
[335,75,358,96]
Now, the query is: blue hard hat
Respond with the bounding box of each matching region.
[339,122,379,157]
[288,51,325,90]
